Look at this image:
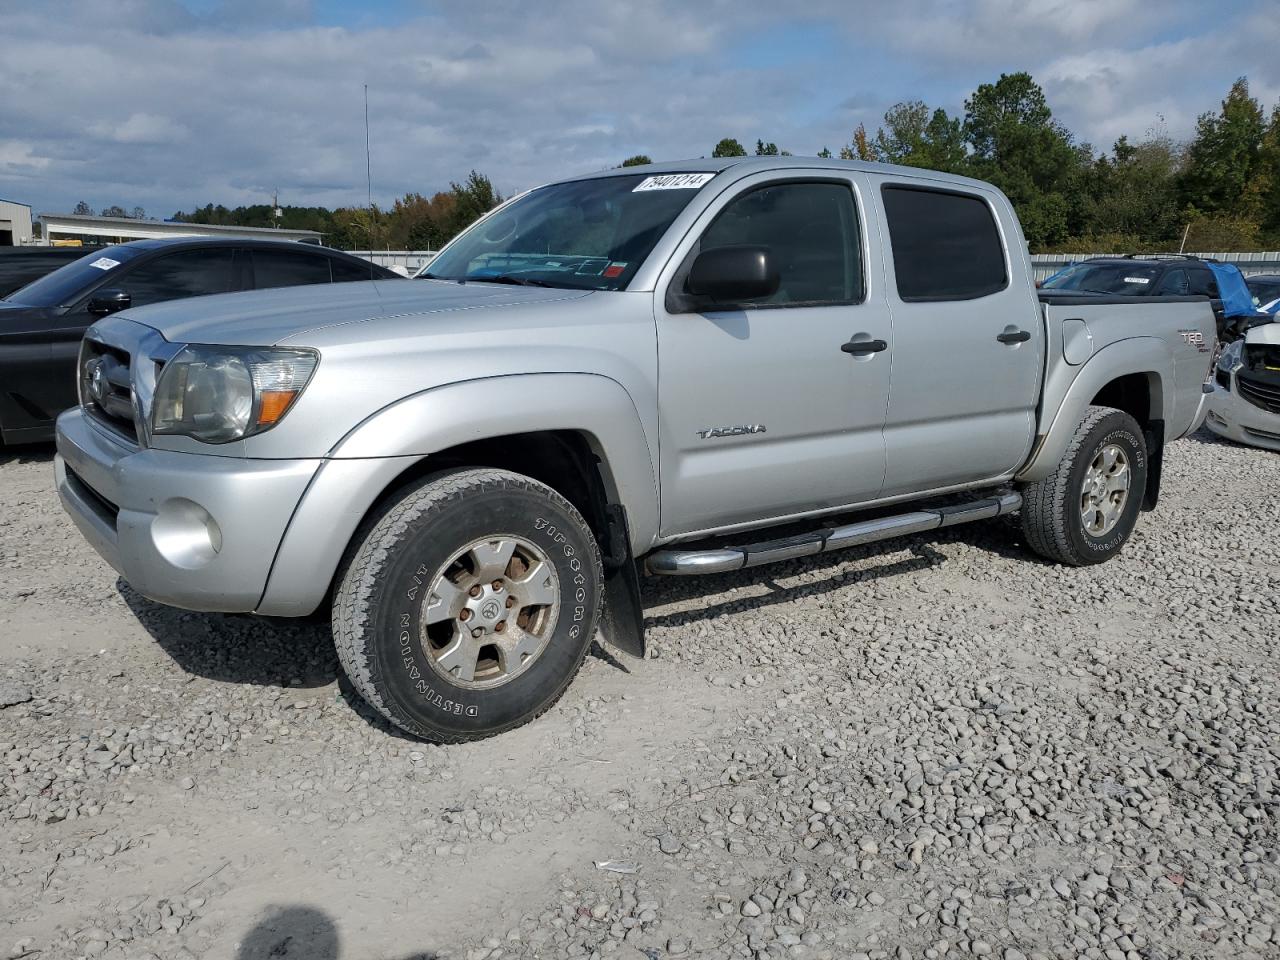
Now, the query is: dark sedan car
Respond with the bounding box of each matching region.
[0,237,398,444]
[0,246,104,298]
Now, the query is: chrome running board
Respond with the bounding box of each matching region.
[646,491,1022,576]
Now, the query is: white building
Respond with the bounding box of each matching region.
[38,212,321,246]
[0,199,34,246]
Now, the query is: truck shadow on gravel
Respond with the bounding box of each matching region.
[118,581,340,689]
[640,517,1038,627]
[235,904,440,959]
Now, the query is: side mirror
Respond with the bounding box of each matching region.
[87,289,131,317]
[686,246,779,304]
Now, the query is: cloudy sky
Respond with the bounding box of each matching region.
[1,0,1278,218]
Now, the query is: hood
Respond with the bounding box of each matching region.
[113,279,592,346]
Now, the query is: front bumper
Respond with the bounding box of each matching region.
[55,407,320,612]
[1204,378,1280,452]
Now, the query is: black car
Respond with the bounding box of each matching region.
[1040,254,1230,336]
[1245,273,1280,307]
[0,237,398,444]
[1041,254,1222,298]
[0,246,104,298]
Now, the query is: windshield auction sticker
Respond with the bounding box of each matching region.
[88,257,120,271]
[1123,276,1151,284]
[633,173,715,191]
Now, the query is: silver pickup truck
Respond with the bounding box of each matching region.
[54,158,1215,742]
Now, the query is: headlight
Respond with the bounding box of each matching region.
[152,345,318,443]
[1217,339,1244,373]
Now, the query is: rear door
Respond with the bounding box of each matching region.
[871,180,1044,496]
[654,172,892,536]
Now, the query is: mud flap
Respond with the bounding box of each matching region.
[598,503,645,658]
[1142,419,1165,511]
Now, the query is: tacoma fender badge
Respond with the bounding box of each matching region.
[696,424,767,440]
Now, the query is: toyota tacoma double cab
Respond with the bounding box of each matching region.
[54,157,1216,742]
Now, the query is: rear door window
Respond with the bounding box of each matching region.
[119,248,239,308]
[1188,269,1219,298]
[252,250,332,289]
[881,186,1007,301]
[331,257,379,282]
[1154,269,1189,295]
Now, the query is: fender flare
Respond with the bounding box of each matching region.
[256,373,659,618]
[1017,338,1172,483]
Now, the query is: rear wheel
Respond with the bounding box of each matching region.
[1020,405,1148,566]
[332,468,603,742]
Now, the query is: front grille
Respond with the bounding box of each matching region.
[81,339,138,441]
[1236,371,1280,414]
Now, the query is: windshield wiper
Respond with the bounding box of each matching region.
[470,274,558,288]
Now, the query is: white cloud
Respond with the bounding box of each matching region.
[0,141,52,173]
[0,0,1275,215]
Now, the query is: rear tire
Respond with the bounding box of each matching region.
[1020,405,1147,566]
[332,468,603,742]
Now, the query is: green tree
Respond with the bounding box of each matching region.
[1069,134,1181,247]
[1256,104,1280,242]
[619,155,652,167]
[1179,78,1267,218]
[101,205,127,218]
[73,200,92,216]
[712,138,747,158]
[441,171,502,239]
[963,71,1083,247]
[873,101,966,172]
[817,146,832,158]
[755,139,779,156]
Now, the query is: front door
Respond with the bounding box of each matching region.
[654,173,892,537]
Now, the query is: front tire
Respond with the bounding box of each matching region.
[1020,405,1148,566]
[333,468,603,742]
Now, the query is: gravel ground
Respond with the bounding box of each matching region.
[1,430,1277,960]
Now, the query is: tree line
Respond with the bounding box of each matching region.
[712,73,1280,252]
[84,72,1279,254]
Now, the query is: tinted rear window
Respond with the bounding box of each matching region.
[331,257,380,282]
[252,250,332,289]
[881,186,1007,301]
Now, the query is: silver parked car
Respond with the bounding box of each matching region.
[1206,321,1280,450]
[54,157,1216,741]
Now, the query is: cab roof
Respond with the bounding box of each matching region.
[555,155,999,194]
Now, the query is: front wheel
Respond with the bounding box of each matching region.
[332,468,604,742]
[1020,405,1148,566]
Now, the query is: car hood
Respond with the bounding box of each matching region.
[115,279,593,346]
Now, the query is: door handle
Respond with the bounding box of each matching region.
[996,329,1032,344]
[841,338,888,355]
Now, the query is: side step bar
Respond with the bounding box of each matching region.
[646,491,1022,576]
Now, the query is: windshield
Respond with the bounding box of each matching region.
[421,173,715,290]
[1247,279,1280,305]
[1041,263,1161,295]
[6,244,144,307]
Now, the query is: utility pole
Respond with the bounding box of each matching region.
[272,190,282,230]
